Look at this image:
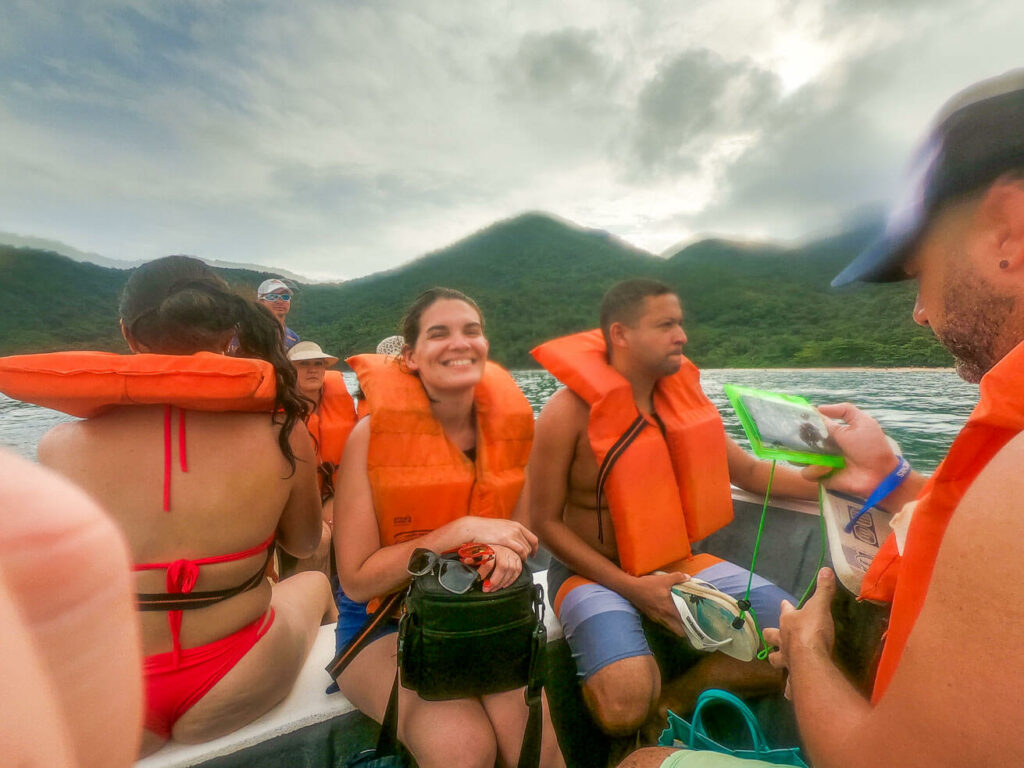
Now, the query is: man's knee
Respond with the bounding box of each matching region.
[582,655,660,735]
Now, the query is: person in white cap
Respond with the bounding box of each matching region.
[257,278,300,350]
[284,341,358,578]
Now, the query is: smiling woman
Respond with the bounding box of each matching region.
[331,287,565,768]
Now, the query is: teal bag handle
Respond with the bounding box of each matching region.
[690,689,769,754]
[658,688,808,767]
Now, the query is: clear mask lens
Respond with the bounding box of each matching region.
[437,559,479,594]
[407,548,437,576]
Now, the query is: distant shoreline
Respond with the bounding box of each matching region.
[702,366,958,373]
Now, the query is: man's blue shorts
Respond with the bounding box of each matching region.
[547,557,793,681]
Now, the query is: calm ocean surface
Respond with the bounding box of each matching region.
[1,369,977,472]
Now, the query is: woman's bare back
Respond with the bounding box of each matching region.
[38,406,321,654]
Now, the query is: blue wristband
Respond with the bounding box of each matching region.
[843,456,911,533]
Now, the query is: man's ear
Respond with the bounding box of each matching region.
[608,321,629,349]
[981,176,1024,274]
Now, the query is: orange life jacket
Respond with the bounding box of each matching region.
[304,371,357,470]
[0,350,279,514]
[346,354,534,546]
[860,340,1024,702]
[0,350,276,417]
[531,329,734,576]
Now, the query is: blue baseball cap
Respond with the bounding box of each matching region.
[833,70,1024,287]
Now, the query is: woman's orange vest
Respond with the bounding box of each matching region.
[531,329,734,576]
[0,351,276,416]
[305,370,357,470]
[859,341,1024,703]
[346,354,534,546]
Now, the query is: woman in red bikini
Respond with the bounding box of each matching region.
[35,256,336,757]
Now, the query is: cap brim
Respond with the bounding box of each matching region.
[831,231,916,287]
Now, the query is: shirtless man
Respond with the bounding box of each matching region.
[529,278,817,740]
[622,69,1024,768]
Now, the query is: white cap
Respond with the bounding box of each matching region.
[257,278,289,297]
[287,341,339,367]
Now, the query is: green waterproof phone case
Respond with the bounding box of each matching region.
[723,384,845,467]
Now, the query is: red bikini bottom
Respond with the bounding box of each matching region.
[143,609,275,738]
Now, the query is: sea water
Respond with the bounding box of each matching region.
[1,369,976,472]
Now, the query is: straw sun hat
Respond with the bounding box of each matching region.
[287,341,339,367]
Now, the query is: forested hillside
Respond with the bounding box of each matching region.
[0,213,949,368]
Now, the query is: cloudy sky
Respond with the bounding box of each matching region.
[1,1,1021,280]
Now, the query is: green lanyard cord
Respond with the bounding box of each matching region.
[739,463,828,661]
[795,483,828,610]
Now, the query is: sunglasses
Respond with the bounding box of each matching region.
[457,542,495,566]
[260,293,291,302]
[407,547,480,594]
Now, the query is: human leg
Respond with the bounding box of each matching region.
[170,570,334,744]
[481,687,565,768]
[617,747,686,768]
[550,560,661,736]
[651,653,781,727]
[643,559,788,732]
[618,747,786,768]
[338,633,500,768]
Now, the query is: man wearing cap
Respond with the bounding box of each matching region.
[282,341,357,577]
[258,278,300,350]
[623,69,1024,768]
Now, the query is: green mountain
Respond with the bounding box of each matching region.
[0,213,949,368]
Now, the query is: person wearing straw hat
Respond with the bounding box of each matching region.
[285,341,357,577]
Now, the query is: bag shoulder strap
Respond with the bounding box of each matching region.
[326,590,404,681]
[517,592,548,768]
[376,671,401,757]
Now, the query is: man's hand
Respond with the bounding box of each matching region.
[622,571,688,636]
[803,403,901,498]
[764,567,837,698]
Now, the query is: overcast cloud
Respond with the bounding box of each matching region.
[0,0,1020,279]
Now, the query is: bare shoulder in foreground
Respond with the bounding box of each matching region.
[862,432,1024,765]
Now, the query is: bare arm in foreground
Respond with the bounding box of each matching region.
[765,431,1024,767]
[0,449,143,768]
